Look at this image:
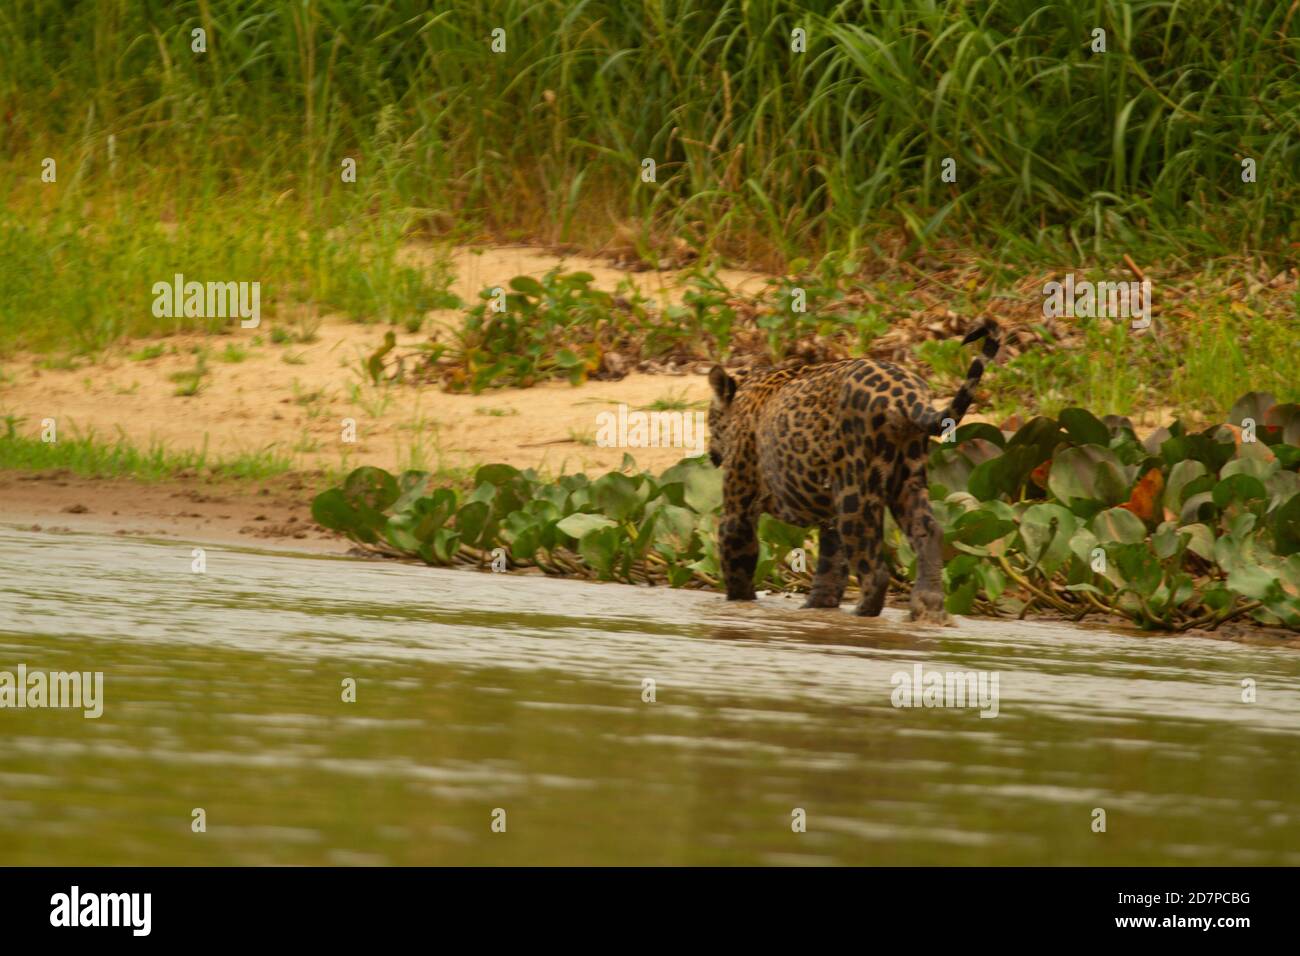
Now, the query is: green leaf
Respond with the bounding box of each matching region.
[393,471,433,512]
[508,275,545,297]
[1211,474,1268,509]
[311,469,399,544]
[967,445,1041,502]
[590,472,642,522]
[974,563,1006,602]
[1179,491,1218,525]
[928,442,977,495]
[1006,416,1065,459]
[1227,392,1277,429]
[948,507,1017,551]
[1265,469,1300,502]
[342,466,399,513]
[760,514,811,551]
[682,463,723,513]
[666,565,694,587]
[1226,565,1282,603]
[1220,456,1277,482]
[409,489,457,539]
[383,511,425,553]
[1091,507,1147,544]
[1269,493,1300,556]
[311,489,362,535]
[565,485,591,513]
[1110,543,1163,594]
[1161,432,1237,474]
[456,500,491,547]
[556,512,618,539]
[1165,459,1206,507]
[1059,407,1111,447]
[1177,523,1215,561]
[578,527,622,579]
[427,528,461,563]
[647,501,697,553]
[1069,528,1100,567]
[1019,502,1078,574]
[953,422,1007,448]
[502,511,542,560]
[1048,446,1129,511]
[628,510,660,561]
[1151,522,1185,561]
[475,463,522,486]
[945,577,978,614]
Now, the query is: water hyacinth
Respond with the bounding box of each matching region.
[314,392,1300,632]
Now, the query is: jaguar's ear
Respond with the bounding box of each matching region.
[708,365,737,405]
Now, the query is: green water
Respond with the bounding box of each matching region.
[1,525,1298,865]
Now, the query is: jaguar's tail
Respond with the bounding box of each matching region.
[911,319,1000,436]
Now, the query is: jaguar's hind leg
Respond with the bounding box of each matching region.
[837,488,889,617]
[803,525,847,608]
[890,452,950,625]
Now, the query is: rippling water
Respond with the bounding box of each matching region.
[1,525,1297,865]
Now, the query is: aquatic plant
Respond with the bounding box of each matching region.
[313,392,1300,632]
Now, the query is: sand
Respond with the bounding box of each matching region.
[1,245,774,479]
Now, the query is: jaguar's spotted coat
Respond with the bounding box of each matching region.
[707,320,1000,623]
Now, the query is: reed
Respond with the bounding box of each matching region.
[2,0,1293,264]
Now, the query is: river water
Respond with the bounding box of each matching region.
[1,525,1297,865]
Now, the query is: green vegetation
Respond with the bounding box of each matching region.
[406,264,1297,422]
[219,343,249,364]
[128,344,167,362]
[313,393,1300,631]
[168,350,209,396]
[412,262,886,392]
[640,390,707,413]
[5,0,1295,268]
[424,270,657,391]
[0,428,295,482]
[0,195,460,355]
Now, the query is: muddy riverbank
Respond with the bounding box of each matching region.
[0,469,344,555]
[4,471,1295,648]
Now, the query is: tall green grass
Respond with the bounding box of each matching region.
[0,1,1296,354]
[0,188,458,352]
[4,1,1295,252]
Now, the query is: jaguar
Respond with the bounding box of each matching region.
[707,320,1000,623]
